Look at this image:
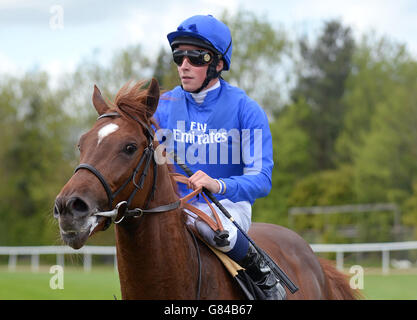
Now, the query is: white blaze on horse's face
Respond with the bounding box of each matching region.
[97,123,119,145]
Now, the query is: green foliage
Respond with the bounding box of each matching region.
[403,182,417,238]
[285,166,359,243]
[221,10,288,115]
[153,47,179,92]
[292,20,355,170]
[352,60,417,203]
[288,165,356,207]
[0,72,75,245]
[336,35,415,164]
[272,99,314,175]
[253,98,314,225]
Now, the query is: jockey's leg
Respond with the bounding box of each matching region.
[187,199,286,300]
[191,199,250,256]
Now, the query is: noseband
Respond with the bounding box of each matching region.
[73,106,179,223]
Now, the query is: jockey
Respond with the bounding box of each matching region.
[154,14,285,300]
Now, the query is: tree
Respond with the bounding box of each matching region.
[220,10,288,116]
[403,181,417,238]
[286,165,359,243]
[0,72,75,244]
[253,98,314,225]
[336,35,413,164]
[152,47,179,91]
[353,71,417,204]
[291,20,355,170]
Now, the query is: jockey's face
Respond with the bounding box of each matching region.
[176,44,223,92]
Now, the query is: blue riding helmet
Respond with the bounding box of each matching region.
[167,15,232,71]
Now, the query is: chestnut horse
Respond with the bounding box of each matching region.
[54,79,359,300]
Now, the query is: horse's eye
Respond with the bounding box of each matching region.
[124,144,137,155]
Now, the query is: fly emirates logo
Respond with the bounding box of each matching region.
[173,121,228,144]
[155,121,264,170]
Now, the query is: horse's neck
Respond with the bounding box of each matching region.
[115,164,197,299]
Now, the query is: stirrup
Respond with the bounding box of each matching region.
[239,243,287,300]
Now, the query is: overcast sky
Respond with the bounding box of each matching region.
[1,0,417,79]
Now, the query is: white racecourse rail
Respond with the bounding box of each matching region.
[0,245,116,272]
[1,242,417,274]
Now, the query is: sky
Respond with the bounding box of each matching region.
[1,0,417,80]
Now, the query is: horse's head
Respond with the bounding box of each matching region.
[54,79,160,249]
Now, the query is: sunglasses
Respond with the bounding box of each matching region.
[172,49,213,67]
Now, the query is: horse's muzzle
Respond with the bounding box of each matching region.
[54,196,101,249]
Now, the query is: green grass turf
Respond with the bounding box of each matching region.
[361,273,417,300]
[1,267,417,300]
[0,267,121,300]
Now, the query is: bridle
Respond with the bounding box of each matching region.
[73,105,180,224]
[73,105,202,298]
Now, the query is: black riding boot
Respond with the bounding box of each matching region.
[238,243,287,300]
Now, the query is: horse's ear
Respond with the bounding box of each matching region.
[145,78,160,116]
[93,85,110,115]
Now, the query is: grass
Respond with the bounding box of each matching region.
[361,272,417,300]
[0,266,416,300]
[0,266,121,300]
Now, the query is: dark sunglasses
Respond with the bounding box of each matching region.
[172,49,213,67]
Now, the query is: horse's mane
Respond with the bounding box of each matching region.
[112,80,155,123]
[110,80,179,197]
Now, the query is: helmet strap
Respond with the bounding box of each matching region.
[189,55,222,94]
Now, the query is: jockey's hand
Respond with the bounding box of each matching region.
[187,170,220,194]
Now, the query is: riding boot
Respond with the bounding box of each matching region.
[238,243,287,300]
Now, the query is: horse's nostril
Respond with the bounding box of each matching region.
[54,203,60,218]
[71,198,89,212]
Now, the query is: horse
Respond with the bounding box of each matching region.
[54,79,359,300]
